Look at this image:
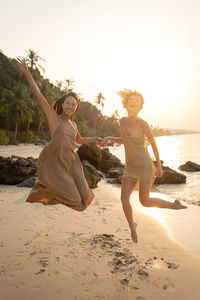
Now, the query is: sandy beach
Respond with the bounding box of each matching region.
[0,181,200,300]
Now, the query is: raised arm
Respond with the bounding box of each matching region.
[143,121,163,177]
[16,58,57,126]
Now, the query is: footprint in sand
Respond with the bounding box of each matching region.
[137,269,149,277]
[90,234,121,249]
[110,250,139,274]
[163,282,175,290]
[166,262,179,269]
[35,269,46,275]
[39,257,49,267]
[160,258,179,269]
[120,278,129,285]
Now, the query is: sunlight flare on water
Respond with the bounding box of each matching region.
[139,207,166,228]
[148,136,181,168]
[138,193,168,229]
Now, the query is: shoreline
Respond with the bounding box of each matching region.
[1,182,200,300]
[98,181,200,257]
[0,141,200,255]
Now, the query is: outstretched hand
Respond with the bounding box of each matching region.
[16,58,29,74]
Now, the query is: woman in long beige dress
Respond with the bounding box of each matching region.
[101,89,187,243]
[17,58,101,211]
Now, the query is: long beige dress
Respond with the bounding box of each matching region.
[26,120,94,211]
[120,117,154,182]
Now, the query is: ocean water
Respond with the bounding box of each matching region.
[0,133,200,206]
[110,133,200,206]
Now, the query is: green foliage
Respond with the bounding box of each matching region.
[78,120,99,136]
[0,130,9,145]
[17,131,39,143]
[0,50,168,143]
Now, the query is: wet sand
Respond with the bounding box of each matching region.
[0,181,200,300]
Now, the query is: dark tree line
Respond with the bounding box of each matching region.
[0,50,120,143]
[0,50,171,145]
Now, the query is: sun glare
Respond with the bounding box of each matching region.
[139,193,167,228]
[96,41,190,118]
[148,136,180,168]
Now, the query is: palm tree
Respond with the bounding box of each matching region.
[8,82,33,142]
[63,78,75,92]
[95,92,105,114]
[94,92,105,129]
[26,49,45,73]
[112,110,120,119]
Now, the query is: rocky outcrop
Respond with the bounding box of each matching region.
[154,166,186,184]
[81,160,101,188]
[0,156,37,185]
[17,176,37,187]
[179,161,200,172]
[97,148,123,173]
[0,144,189,189]
[0,153,102,189]
[77,144,102,166]
[78,144,123,173]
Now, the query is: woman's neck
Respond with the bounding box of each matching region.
[59,114,70,122]
[127,113,138,119]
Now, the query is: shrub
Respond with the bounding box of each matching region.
[0,130,9,145]
[18,131,39,143]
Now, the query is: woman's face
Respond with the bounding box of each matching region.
[126,95,142,116]
[62,96,78,117]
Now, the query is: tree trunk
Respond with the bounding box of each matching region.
[14,117,21,142]
[37,117,42,136]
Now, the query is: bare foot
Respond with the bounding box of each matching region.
[130,222,138,243]
[174,200,187,209]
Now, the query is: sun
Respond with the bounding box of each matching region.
[95,42,190,119]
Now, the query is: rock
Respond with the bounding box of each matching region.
[107,167,124,178]
[154,166,186,184]
[97,148,123,173]
[81,160,101,188]
[179,161,200,172]
[0,156,37,185]
[17,176,37,187]
[116,175,123,184]
[97,160,115,173]
[106,178,118,184]
[78,144,123,174]
[77,143,102,166]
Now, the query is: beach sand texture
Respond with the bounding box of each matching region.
[0,181,200,300]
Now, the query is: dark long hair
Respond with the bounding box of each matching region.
[53,91,80,120]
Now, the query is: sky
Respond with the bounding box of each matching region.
[1,0,200,130]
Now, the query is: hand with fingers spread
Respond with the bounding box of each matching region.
[16,58,29,74]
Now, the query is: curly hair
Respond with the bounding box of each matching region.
[117,89,144,110]
[53,91,80,120]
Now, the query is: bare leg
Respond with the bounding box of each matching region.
[121,177,138,243]
[139,181,187,209]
